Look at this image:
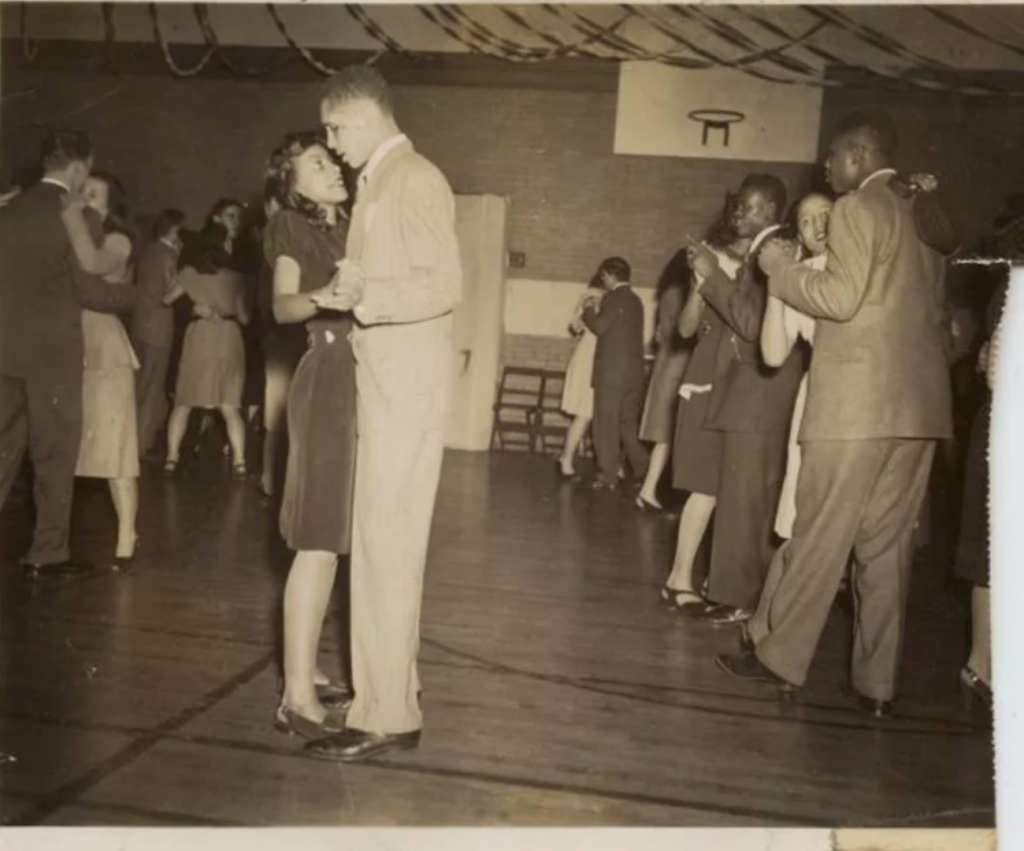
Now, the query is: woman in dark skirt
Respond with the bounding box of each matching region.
[636,255,693,511]
[263,132,357,738]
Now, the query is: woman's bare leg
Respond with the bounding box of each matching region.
[638,442,670,507]
[665,492,716,593]
[281,550,338,721]
[108,477,139,558]
[165,405,191,464]
[559,416,591,475]
[220,405,247,469]
[966,586,991,685]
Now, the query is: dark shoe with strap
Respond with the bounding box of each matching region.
[274,705,347,739]
[659,586,704,612]
[716,650,799,693]
[305,728,422,762]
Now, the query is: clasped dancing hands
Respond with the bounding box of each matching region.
[312,258,365,312]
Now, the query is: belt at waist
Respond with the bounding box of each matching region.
[307,327,348,348]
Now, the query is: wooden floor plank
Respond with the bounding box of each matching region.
[78,739,779,826]
[0,450,994,826]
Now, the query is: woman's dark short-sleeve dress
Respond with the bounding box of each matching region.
[955,277,1008,588]
[263,208,356,555]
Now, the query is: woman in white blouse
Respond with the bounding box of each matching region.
[557,277,604,478]
[760,193,833,540]
[61,172,141,571]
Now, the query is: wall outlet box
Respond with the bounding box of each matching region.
[508,251,526,269]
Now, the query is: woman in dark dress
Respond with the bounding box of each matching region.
[661,200,749,611]
[955,273,1007,712]
[263,132,357,738]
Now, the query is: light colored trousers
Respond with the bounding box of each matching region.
[748,438,935,701]
[345,352,449,736]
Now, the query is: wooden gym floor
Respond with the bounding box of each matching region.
[0,449,994,827]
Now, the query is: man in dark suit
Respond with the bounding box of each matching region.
[686,175,805,625]
[0,129,136,578]
[717,110,954,717]
[582,257,649,489]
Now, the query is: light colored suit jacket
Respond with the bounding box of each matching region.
[769,173,952,441]
[347,138,463,430]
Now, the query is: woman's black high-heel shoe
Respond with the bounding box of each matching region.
[659,585,704,612]
[555,460,577,481]
[112,536,139,574]
[959,666,992,714]
[635,495,664,514]
[274,705,346,739]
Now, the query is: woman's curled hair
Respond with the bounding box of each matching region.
[264,131,346,232]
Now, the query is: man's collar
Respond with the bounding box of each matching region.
[360,133,409,185]
[749,224,783,256]
[40,176,70,193]
[859,168,898,191]
[159,237,179,251]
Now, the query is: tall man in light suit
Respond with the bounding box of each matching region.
[306,66,462,762]
[716,111,953,717]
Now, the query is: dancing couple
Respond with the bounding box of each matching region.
[265,65,462,762]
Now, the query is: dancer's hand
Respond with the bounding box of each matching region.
[909,173,939,193]
[685,236,719,279]
[757,238,797,278]
[58,189,88,218]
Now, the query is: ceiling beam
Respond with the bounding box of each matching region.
[0,38,621,92]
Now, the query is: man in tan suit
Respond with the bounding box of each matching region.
[306,66,462,762]
[716,110,953,717]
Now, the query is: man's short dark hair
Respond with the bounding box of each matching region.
[321,64,394,117]
[40,129,93,171]
[153,208,185,240]
[598,256,632,283]
[740,174,787,218]
[835,109,898,160]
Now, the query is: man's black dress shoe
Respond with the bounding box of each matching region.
[693,604,753,626]
[716,651,799,692]
[21,559,90,580]
[305,728,422,762]
[843,686,893,718]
